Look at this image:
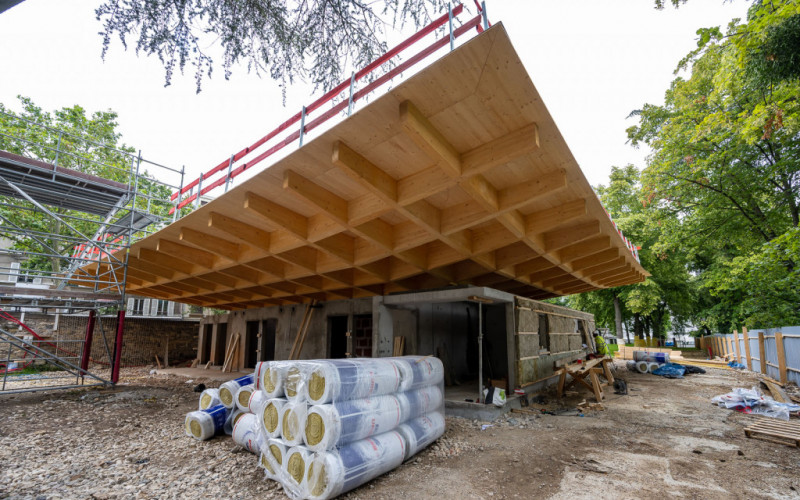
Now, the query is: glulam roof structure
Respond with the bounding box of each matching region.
[99,24,647,309]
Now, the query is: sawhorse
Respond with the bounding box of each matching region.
[556,356,614,403]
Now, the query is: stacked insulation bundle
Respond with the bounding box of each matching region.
[184,356,445,499]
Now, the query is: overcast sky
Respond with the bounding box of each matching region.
[0,0,750,193]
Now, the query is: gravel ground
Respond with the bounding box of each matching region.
[1,363,799,499]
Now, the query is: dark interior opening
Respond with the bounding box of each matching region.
[214,323,228,365]
[260,318,277,361]
[328,315,348,358]
[245,320,259,369]
[539,313,549,351]
[201,324,213,363]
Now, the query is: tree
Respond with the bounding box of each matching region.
[628,0,800,328]
[0,96,172,274]
[96,0,451,93]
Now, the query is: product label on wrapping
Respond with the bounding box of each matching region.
[204,404,229,431]
[339,432,406,492]
[235,374,254,387]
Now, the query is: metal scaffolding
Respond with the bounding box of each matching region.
[0,110,184,391]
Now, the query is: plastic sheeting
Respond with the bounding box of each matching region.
[198,388,221,410]
[711,386,800,421]
[248,390,267,414]
[185,404,229,441]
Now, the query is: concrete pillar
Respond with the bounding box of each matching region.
[372,297,394,357]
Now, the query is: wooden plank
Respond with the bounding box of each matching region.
[758,331,767,374]
[775,331,788,385]
[733,329,741,364]
[743,328,751,370]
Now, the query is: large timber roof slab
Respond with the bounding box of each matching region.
[110,23,647,309]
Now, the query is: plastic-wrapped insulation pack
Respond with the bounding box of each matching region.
[224,407,245,436]
[185,404,229,441]
[235,384,256,412]
[259,361,291,399]
[283,445,313,492]
[388,356,445,392]
[198,388,221,410]
[396,412,446,459]
[260,437,289,481]
[281,401,309,446]
[304,359,403,405]
[232,413,263,454]
[219,374,255,408]
[260,398,288,438]
[248,390,267,414]
[304,430,408,500]
[632,351,670,364]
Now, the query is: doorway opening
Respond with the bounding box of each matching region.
[328,316,348,358]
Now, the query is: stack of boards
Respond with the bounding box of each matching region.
[184,355,446,499]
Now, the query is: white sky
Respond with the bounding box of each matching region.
[0,0,750,193]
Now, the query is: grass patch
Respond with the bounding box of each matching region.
[4,363,65,376]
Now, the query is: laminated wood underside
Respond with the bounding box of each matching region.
[85,23,647,309]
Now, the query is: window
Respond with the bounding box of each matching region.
[156,300,169,316]
[131,298,146,315]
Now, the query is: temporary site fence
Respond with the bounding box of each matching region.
[699,326,800,386]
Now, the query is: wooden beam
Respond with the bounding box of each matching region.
[157,239,216,269]
[218,265,262,284]
[138,248,196,275]
[208,212,271,249]
[557,236,611,263]
[127,257,176,280]
[579,257,627,278]
[180,227,241,261]
[570,248,619,270]
[333,141,397,201]
[284,170,348,223]
[496,171,567,212]
[399,100,461,176]
[514,256,553,277]
[245,191,308,239]
[543,220,601,252]
[461,122,539,176]
[525,199,586,234]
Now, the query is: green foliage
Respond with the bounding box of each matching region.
[622,1,800,331]
[96,0,451,93]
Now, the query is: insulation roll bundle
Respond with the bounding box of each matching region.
[647,362,661,373]
[284,362,311,403]
[185,404,229,441]
[248,390,267,414]
[282,445,313,496]
[303,394,404,452]
[254,361,269,392]
[260,361,290,399]
[198,388,221,410]
[219,375,255,409]
[305,359,402,405]
[396,412,446,460]
[281,401,308,446]
[635,361,650,374]
[235,384,256,412]
[232,413,263,454]
[390,356,445,392]
[260,398,288,438]
[224,408,246,436]
[259,448,278,480]
[396,385,444,421]
[633,351,670,364]
[305,430,407,500]
[261,438,289,481]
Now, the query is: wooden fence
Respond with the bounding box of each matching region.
[699,326,800,386]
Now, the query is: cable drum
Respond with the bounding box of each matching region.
[198,388,221,410]
[304,359,402,405]
[185,405,229,441]
[305,431,407,500]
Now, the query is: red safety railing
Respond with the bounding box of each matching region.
[170,3,488,213]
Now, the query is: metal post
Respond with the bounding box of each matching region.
[448,3,455,51]
[173,165,185,223]
[53,131,63,169]
[481,1,489,30]
[299,106,307,147]
[2,339,12,391]
[347,72,356,116]
[224,154,235,192]
[111,309,125,384]
[80,310,96,374]
[478,302,483,403]
[195,174,203,210]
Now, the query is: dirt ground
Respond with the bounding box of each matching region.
[1,361,799,500]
